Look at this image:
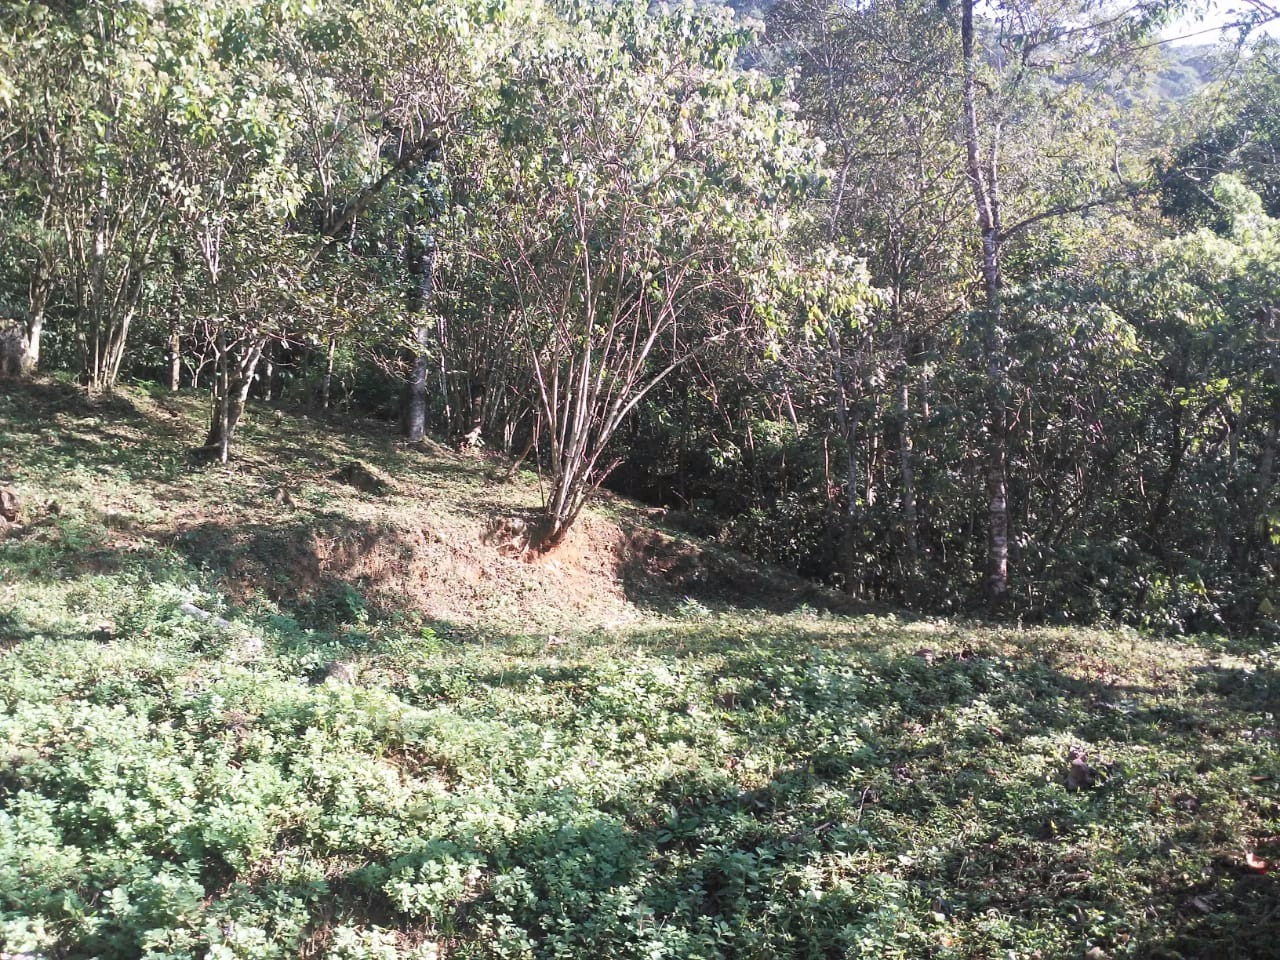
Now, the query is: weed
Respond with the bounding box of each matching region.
[0,384,1276,959]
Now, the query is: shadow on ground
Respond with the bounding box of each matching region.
[353,631,1280,959]
[614,521,866,617]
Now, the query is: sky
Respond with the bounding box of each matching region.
[1161,1,1280,45]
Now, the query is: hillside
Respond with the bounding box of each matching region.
[1,382,1278,960]
[0,380,843,639]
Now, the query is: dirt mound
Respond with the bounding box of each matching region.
[175,506,639,633]
[172,484,854,630]
[3,380,846,633]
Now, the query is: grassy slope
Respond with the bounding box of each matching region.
[0,380,1277,960]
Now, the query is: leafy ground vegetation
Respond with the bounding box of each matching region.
[1,383,1277,960]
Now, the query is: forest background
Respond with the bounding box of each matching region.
[2,0,1279,634]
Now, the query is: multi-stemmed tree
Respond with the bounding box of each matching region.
[484,1,825,547]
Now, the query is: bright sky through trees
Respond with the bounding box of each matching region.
[1161,0,1280,43]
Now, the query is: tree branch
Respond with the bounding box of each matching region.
[304,129,442,270]
[997,187,1142,243]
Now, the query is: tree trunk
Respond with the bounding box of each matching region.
[169,246,187,392]
[1254,419,1277,539]
[461,381,485,447]
[197,328,266,463]
[202,368,255,463]
[82,228,156,391]
[401,233,435,442]
[897,336,919,577]
[104,301,138,389]
[1246,334,1280,561]
[320,337,335,410]
[260,351,274,402]
[168,322,181,392]
[88,165,109,388]
[960,0,1010,608]
[22,266,48,375]
[825,320,864,595]
[1146,355,1188,550]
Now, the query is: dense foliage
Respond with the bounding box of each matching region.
[1,0,1277,629]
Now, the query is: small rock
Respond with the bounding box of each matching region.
[325,660,358,684]
[0,486,19,523]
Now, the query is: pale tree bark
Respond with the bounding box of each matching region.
[166,246,186,392]
[259,349,274,402]
[22,261,49,375]
[167,323,181,392]
[401,233,435,442]
[321,336,336,411]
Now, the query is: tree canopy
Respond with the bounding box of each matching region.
[1,0,1276,632]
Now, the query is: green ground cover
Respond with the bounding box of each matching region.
[0,384,1276,959]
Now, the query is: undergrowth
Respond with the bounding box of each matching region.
[0,383,1277,959]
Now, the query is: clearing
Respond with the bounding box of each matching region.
[0,381,1276,960]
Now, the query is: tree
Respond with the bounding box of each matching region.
[770,0,971,595]
[948,0,1166,606]
[1128,176,1279,606]
[1,0,173,389]
[487,0,822,548]
[1161,39,1280,225]
[163,0,510,460]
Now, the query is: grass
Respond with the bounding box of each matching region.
[0,380,1277,959]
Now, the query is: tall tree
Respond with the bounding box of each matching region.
[771,0,970,595]
[1,0,173,389]
[489,0,823,548]
[950,0,1160,605]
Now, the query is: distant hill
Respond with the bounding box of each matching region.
[1154,42,1218,102]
